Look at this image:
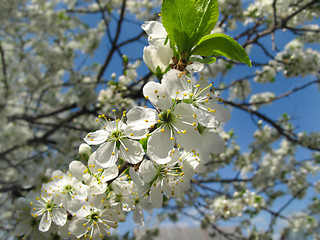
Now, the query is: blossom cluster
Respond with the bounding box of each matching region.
[254,39,320,84]
[97,60,141,113]
[272,39,320,78]
[16,20,231,239]
[244,0,320,27]
[249,91,275,110]
[229,79,252,101]
[63,0,161,19]
[207,190,265,222]
[285,212,319,239]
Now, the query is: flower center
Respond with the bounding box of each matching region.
[115,194,123,202]
[45,201,54,210]
[197,123,206,134]
[155,165,168,180]
[63,184,75,196]
[183,98,193,104]
[89,212,100,222]
[111,130,122,140]
[64,185,73,192]
[159,110,175,124]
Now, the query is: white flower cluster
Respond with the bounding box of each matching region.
[202,59,233,79]
[254,39,320,82]
[219,0,243,20]
[298,24,320,43]
[253,124,280,149]
[283,212,319,238]
[64,0,161,19]
[244,0,320,27]
[208,190,265,222]
[16,20,231,240]
[251,139,296,190]
[249,92,275,110]
[229,79,252,101]
[254,65,276,84]
[218,0,244,29]
[298,131,320,149]
[97,61,141,113]
[314,180,320,194]
[244,0,274,26]
[272,39,320,78]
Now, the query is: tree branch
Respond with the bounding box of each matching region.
[97,0,127,82]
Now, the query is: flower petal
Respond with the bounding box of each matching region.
[119,139,144,164]
[206,102,231,124]
[69,161,89,182]
[129,167,144,187]
[101,164,119,182]
[186,59,204,72]
[52,207,67,226]
[163,70,187,99]
[147,127,174,164]
[141,21,167,44]
[51,170,65,179]
[150,181,163,208]
[88,151,103,174]
[90,183,108,194]
[68,219,88,238]
[140,196,153,211]
[39,211,51,232]
[84,130,109,145]
[133,207,144,226]
[174,123,202,151]
[198,129,225,163]
[195,107,219,128]
[139,160,157,183]
[143,82,172,110]
[126,106,158,137]
[144,41,173,73]
[95,142,118,168]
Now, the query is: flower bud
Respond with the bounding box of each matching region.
[111,72,116,80]
[122,54,129,66]
[143,41,173,74]
[79,143,92,162]
[118,212,126,222]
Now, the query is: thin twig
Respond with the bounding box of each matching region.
[97,0,127,82]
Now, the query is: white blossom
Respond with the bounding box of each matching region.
[138,151,193,208]
[249,92,275,110]
[68,198,118,239]
[69,152,118,194]
[30,193,67,232]
[41,170,89,207]
[84,117,144,167]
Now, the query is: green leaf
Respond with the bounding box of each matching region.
[196,123,206,135]
[192,0,219,43]
[191,33,252,67]
[79,153,89,162]
[189,56,216,64]
[139,136,150,152]
[161,0,219,55]
[162,0,200,53]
